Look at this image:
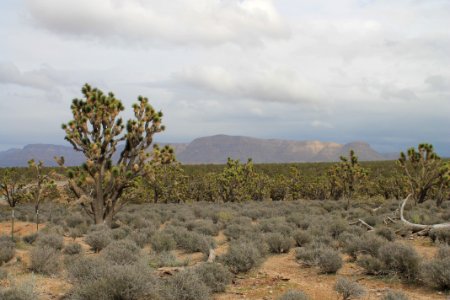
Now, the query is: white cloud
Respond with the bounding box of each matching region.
[171,66,324,103]
[26,0,289,47]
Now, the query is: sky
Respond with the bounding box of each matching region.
[0,0,449,155]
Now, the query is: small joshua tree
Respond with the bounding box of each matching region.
[0,168,27,240]
[398,143,449,204]
[57,84,172,226]
[328,150,368,208]
[27,159,57,231]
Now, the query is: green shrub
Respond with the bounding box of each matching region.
[317,248,343,274]
[102,239,140,265]
[278,290,310,300]
[37,233,64,250]
[292,230,312,247]
[0,282,36,300]
[22,232,38,244]
[194,262,232,293]
[64,242,82,255]
[148,251,188,268]
[29,245,60,275]
[382,290,409,300]
[378,242,420,281]
[375,227,396,241]
[0,236,15,264]
[430,228,450,245]
[342,233,386,259]
[163,269,210,300]
[357,255,383,275]
[151,232,177,253]
[71,262,160,300]
[266,233,293,254]
[334,277,366,300]
[85,229,113,252]
[420,257,450,290]
[221,241,263,274]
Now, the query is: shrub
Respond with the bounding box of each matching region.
[292,230,312,247]
[328,218,349,239]
[342,233,386,259]
[375,227,396,241]
[295,246,322,267]
[430,228,450,245]
[436,245,450,259]
[85,229,112,252]
[221,241,263,273]
[378,242,420,281]
[22,232,38,244]
[266,233,293,254]
[357,255,383,275]
[163,269,210,300]
[130,230,152,248]
[66,214,86,228]
[188,220,219,236]
[66,256,107,283]
[0,282,36,300]
[224,224,256,240]
[278,290,309,300]
[194,262,232,293]
[0,267,7,280]
[170,229,215,255]
[151,232,176,253]
[71,262,160,300]
[0,236,15,264]
[382,290,409,300]
[37,233,64,250]
[102,239,140,265]
[148,251,189,268]
[317,248,343,274]
[334,277,366,300]
[29,245,60,275]
[64,242,82,255]
[420,257,450,290]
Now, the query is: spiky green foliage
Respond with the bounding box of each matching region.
[398,143,449,204]
[217,158,257,202]
[327,150,368,207]
[58,84,173,225]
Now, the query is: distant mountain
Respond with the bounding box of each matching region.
[0,135,393,167]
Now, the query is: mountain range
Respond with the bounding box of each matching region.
[0,134,396,167]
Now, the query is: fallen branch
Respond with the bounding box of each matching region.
[400,194,450,233]
[350,219,374,231]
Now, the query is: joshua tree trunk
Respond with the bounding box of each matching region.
[11,208,15,241]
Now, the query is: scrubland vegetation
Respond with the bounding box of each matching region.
[1,84,449,299]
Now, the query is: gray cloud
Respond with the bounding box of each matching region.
[26,0,290,47]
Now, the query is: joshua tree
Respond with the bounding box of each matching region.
[27,159,57,231]
[328,150,368,209]
[398,143,448,204]
[217,158,255,202]
[0,168,27,240]
[57,84,171,226]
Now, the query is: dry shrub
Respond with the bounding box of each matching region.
[278,290,310,300]
[150,232,176,253]
[30,245,60,275]
[266,233,293,254]
[0,236,15,264]
[84,229,112,252]
[221,241,263,274]
[334,277,366,300]
[37,233,64,250]
[194,262,232,293]
[101,239,140,265]
[64,242,82,255]
[162,269,210,300]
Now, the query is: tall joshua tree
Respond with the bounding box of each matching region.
[57,84,171,226]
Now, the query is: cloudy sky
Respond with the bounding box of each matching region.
[1,0,449,155]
